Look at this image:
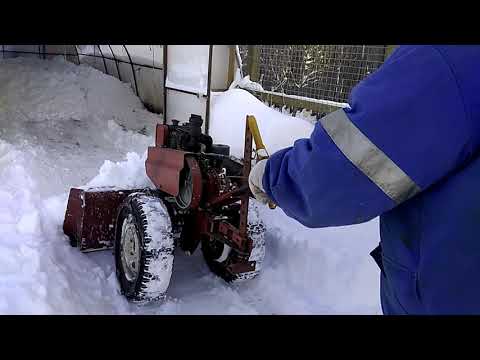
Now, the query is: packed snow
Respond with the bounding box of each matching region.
[0,56,382,314]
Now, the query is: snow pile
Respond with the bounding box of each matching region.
[0,57,158,196]
[229,71,264,93]
[0,137,132,314]
[229,71,347,125]
[85,152,153,190]
[0,57,158,314]
[0,56,381,314]
[210,89,315,158]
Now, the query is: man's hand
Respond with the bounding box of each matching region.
[248,159,272,205]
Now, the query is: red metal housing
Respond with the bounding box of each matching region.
[63,187,140,251]
[146,123,188,197]
[146,147,186,196]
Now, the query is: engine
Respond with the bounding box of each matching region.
[165,114,231,157]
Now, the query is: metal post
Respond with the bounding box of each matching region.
[239,115,253,239]
[205,45,213,136]
[163,45,168,125]
[247,45,260,82]
[227,45,236,88]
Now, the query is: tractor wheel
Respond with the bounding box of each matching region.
[114,192,175,303]
[202,201,266,283]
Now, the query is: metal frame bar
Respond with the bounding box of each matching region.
[107,45,122,81]
[164,86,207,97]
[96,45,108,74]
[163,45,168,125]
[73,45,81,65]
[0,49,163,70]
[123,45,139,96]
[205,45,213,136]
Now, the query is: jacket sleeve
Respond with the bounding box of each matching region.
[262,45,479,228]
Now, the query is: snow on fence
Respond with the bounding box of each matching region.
[238,45,394,118]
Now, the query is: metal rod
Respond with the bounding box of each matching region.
[107,45,122,81]
[205,45,213,136]
[164,86,207,97]
[123,45,139,96]
[97,45,108,74]
[73,45,81,65]
[239,116,253,238]
[163,45,168,125]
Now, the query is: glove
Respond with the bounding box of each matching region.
[248,159,272,205]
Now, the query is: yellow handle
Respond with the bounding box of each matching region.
[247,115,276,209]
[247,115,268,160]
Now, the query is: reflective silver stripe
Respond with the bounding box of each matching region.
[319,109,421,204]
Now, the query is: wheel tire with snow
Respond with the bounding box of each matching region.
[202,201,266,283]
[114,192,175,303]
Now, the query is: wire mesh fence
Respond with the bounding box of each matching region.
[238,45,388,104]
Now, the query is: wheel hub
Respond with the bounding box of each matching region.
[120,215,141,282]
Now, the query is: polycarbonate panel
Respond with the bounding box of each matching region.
[98,45,121,78]
[44,45,78,56]
[75,45,164,113]
[211,45,230,91]
[124,45,163,67]
[166,89,208,130]
[135,66,163,113]
[166,45,209,95]
[109,45,128,62]
[77,46,107,74]
[1,45,41,58]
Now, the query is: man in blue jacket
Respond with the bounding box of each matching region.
[248,45,480,315]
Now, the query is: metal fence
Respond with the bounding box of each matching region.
[238,45,391,115]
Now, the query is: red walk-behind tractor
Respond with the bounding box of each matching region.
[63,114,269,303]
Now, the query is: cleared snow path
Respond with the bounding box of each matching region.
[0,57,381,314]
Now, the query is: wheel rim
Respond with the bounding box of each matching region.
[176,167,193,209]
[120,214,141,282]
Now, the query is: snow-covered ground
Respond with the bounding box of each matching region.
[0,57,382,314]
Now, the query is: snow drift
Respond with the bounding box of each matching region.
[0,56,381,314]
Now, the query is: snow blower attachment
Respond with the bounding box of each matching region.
[63,114,268,303]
